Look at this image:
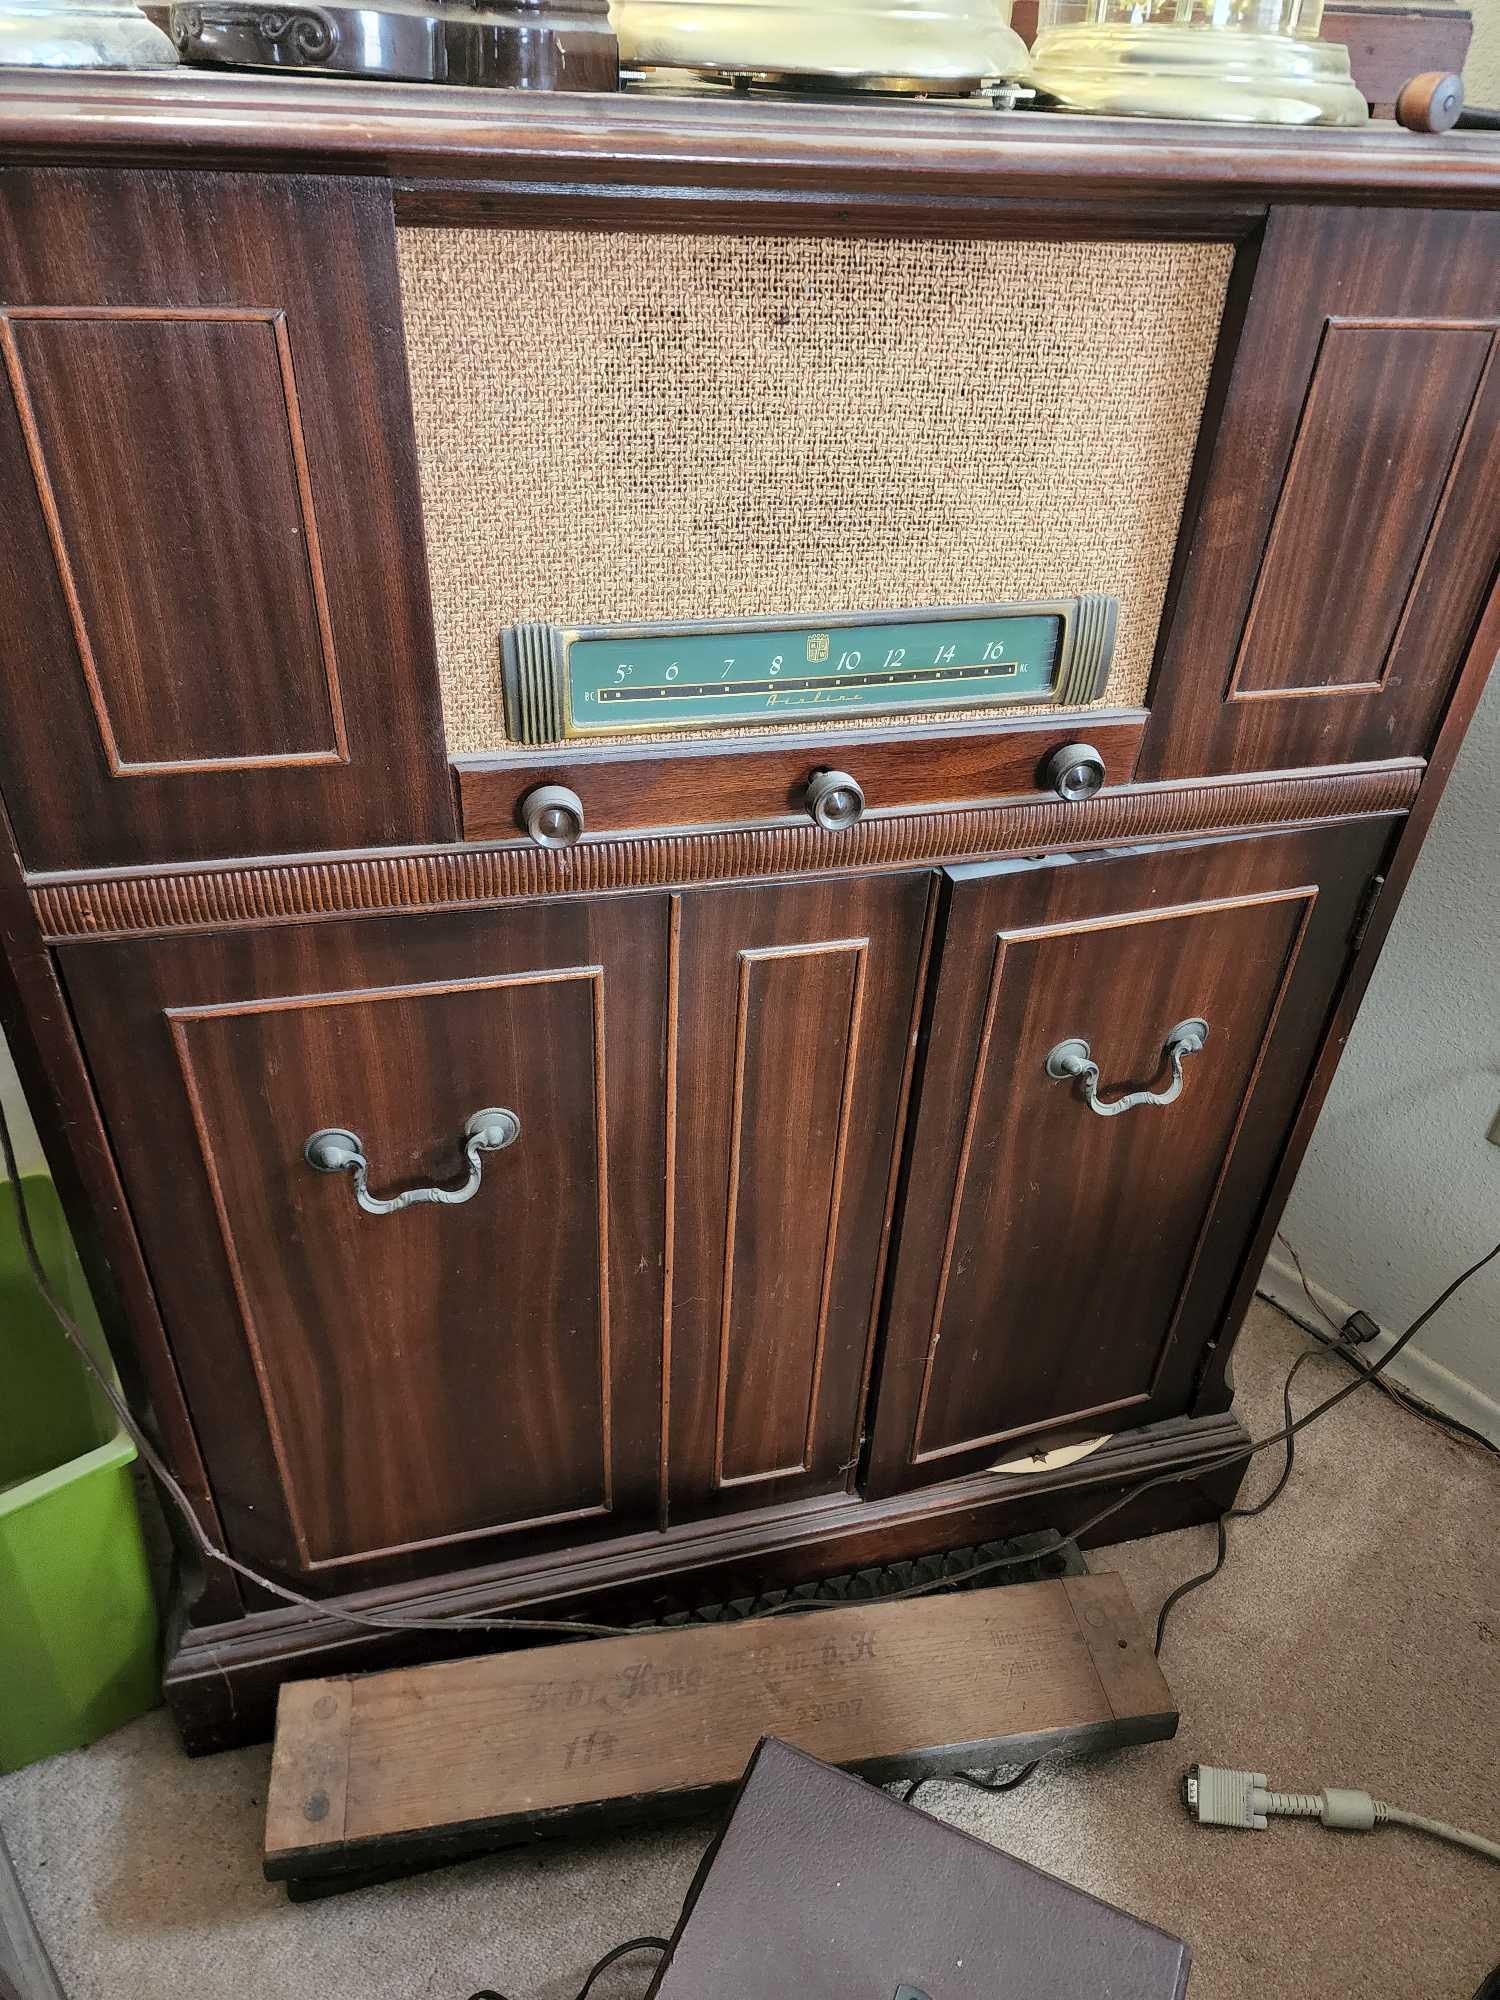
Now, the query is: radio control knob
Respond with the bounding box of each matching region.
[806,769,865,832]
[520,783,585,849]
[1043,743,1106,803]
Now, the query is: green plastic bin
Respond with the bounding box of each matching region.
[1,1174,159,1772]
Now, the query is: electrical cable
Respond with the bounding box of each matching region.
[1273,1233,1499,1460]
[1149,1238,1500,1655]
[1183,1765,1500,1863]
[468,1934,668,2000]
[1153,1344,1323,1656]
[900,1762,1038,1806]
[1151,1519,1226,1657]
[1303,1323,1500,1459]
[1154,1230,1500,1657]
[3,1092,1497,1653]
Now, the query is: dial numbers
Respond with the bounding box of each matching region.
[498,599,1119,745]
[566,611,1063,735]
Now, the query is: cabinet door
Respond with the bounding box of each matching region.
[59,901,666,1591]
[0,169,455,871]
[668,874,933,1520]
[865,819,1391,1497]
[1142,206,1500,779]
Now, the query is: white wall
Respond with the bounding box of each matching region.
[1268,661,1500,1439]
[1469,0,1500,105]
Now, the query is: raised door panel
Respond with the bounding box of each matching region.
[0,168,454,868]
[59,899,665,1590]
[2,310,345,775]
[1227,322,1494,698]
[669,874,933,1520]
[1142,206,1500,778]
[865,818,1393,1496]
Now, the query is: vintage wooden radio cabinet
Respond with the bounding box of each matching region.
[0,72,1496,1750]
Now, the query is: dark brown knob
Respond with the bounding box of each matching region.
[1396,72,1464,133]
[520,783,585,849]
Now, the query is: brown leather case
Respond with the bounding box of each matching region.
[647,1737,1191,1999]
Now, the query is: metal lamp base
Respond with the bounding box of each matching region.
[170,0,618,86]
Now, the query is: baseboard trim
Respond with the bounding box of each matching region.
[1258,1252,1500,1448]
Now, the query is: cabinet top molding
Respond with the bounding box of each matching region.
[2,71,1500,211]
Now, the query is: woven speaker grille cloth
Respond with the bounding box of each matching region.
[398,229,1233,754]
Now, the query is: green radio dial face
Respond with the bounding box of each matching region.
[564,609,1064,735]
[500,599,1117,745]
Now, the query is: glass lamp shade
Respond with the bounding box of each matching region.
[610,0,1031,88]
[0,0,177,63]
[1029,0,1367,123]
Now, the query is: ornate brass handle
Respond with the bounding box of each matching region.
[303,1108,521,1215]
[1045,1019,1209,1118]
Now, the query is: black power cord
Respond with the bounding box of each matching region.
[900,1761,1038,1807]
[1153,1343,1323,1655]
[1274,1234,1499,1461]
[1153,1236,1500,1658]
[469,1934,668,2000]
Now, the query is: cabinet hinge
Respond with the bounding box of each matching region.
[1349,873,1386,958]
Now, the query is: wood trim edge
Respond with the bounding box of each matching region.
[32,763,1424,944]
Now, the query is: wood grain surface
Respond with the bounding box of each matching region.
[29,764,1423,944]
[0,167,454,869]
[667,875,933,1519]
[0,74,1497,215]
[1,95,1495,1774]
[166,1406,1248,1753]
[263,1572,1174,1879]
[58,898,669,1591]
[866,816,1396,1494]
[455,716,1147,842]
[0,309,348,777]
[1142,205,1500,781]
[0,791,243,1620]
[1227,321,1495,698]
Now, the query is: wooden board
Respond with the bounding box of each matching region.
[264,1573,1175,1887]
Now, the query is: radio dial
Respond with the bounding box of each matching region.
[521,783,586,849]
[1043,743,1106,803]
[806,769,865,832]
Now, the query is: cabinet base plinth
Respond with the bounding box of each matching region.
[163,1407,1250,1754]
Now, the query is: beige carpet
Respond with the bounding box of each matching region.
[2,1300,1497,2000]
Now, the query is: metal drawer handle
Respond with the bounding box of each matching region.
[303,1108,521,1215]
[1045,1019,1209,1118]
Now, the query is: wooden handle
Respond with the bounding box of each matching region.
[1396,72,1465,133]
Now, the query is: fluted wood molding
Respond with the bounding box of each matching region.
[31,762,1422,944]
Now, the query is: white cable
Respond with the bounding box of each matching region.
[1377,1806,1500,1864]
[1185,1766,1500,1863]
